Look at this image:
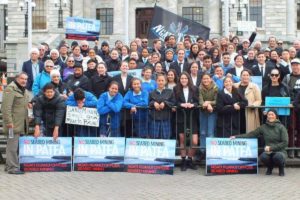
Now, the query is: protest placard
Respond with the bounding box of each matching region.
[19,137,72,172]
[124,138,176,175]
[65,106,99,127]
[206,138,258,175]
[73,137,125,172]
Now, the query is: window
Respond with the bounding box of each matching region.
[182,7,203,24]
[96,8,113,35]
[32,0,47,30]
[249,0,262,27]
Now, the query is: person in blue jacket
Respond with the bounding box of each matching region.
[123,78,149,138]
[32,60,54,96]
[97,81,124,137]
[141,66,157,93]
[65,88,98,137]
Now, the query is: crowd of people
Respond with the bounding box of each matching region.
[3,32,300,175]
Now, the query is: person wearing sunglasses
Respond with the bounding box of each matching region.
[32,60,54,96]
[262,68,289,105]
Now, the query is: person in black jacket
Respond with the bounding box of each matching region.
[216,76,248,137]
[113,61,133,96]
[91,62,112,98]
[84,59,98,79]
[66,63,91,92]
[174,72,199,171]
[33,83,66,139]
[105,49,121,72]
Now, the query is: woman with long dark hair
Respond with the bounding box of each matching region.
[174,72,199,171]
[187,43,200,64]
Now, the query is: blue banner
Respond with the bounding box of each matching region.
[148,6,210,43]
[19,137,72,172]
[124,138,176,175]
[66,17,101,41]
[206,138,258,175]
[73,137,125,172]
[251,76,262,91]
[265,97,291,116]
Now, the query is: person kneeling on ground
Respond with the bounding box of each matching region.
[231,109,288,176]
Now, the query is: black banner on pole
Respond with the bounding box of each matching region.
[148,6,210,43]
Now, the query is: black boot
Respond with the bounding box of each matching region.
[187,157,198,170]
[265,167,273,175]
[180,158,187,171]
[279,166,285,176]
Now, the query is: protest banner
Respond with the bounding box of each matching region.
[107,69,142,79]
[124,138,176,175]
[73,137,125,172]
[206,138,258,175]
[148,6,210,43]
[265,97,291,116]
[65,106,99,127]
[19,137,72,172]
[66,17,101,41]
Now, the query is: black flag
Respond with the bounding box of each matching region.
[148,6,210,42]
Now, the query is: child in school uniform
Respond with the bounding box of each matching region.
[97,81,123,137]
[123,78,149,138]
[174,72,199,171]
[149,73,175,139]
[141,66,157,93]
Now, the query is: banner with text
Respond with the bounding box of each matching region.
[148,6,210,43]
[124,138,176,175]
[206,138,258,175]
[66,17,101,41]
[73,137,125,172]
[19,137,72,172]
[65,106,99,127]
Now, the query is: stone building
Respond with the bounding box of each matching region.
[0,0,300,76]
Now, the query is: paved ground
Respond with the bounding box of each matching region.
[0,165,299,200]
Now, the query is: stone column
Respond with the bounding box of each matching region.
[286,0,296,40]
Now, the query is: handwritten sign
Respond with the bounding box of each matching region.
[206,138,258,175]
[237,21,257,32]
[65,106,99,127]
[19,137,72,172]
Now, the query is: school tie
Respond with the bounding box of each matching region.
[260,65,264,76]
[179,63,183,72]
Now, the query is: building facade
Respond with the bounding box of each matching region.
[1,0,300,76]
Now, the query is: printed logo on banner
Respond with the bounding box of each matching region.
[73,137,125,172]
[107,69,143,80]
[19,137,72,172]
[124,138,176,175]
[206,138,258,175]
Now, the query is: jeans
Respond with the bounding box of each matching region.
[260,152,286,168]
[199,111,216,149]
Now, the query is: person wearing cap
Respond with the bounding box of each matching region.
[232,31,257,53]
[96,41,110,61]
[66,63,91,92]
[84,59,98,79]
[32,60,54,96]
[22,47,44,92]
[264,47,271,61]
[238,38,251,56]
[232,109,288,176]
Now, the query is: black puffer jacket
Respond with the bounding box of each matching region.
[91,74,112,98]
[33,91,66,129]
